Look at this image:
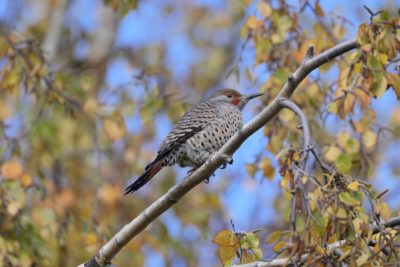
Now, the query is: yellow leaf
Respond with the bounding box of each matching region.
[347,181,359,191]
[246,16,258,30]
[0,101,11,121]
[385,72,400,98]
[371,76,387,97]
[355,88,371,108]
[352,218,367,234]
[19,173,32,187]
[270,33,281,44]
[324,145,341,162]
[391,108,400,126]
[362,130,377,150]
[213,230,238,247]
[292,151,300,162]
[240,250,256,264]
[259,157,275,179]
[253,248,263,260]
[98,183,121,205]
[56,188,75,208]
[257,1,271,18]
[266,230,283,244]
[337,132,350,147]
[343,93,356,114]
[245,232,259,248]
[83,98,98,114]
[246,164,257,177]
[272,240,286,252]
[7,201,21,217]
[103,119,125,141]
[84,233,98,246]
[327,101,338,114]
[375,203,391,220]
[332,24,346,39]
[218,246,236,266]
[314,2,324,16]
[356,253,369,266]
[243,0,252,6]
[1,161,23,180]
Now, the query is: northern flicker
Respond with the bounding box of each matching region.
[124,89,263,194]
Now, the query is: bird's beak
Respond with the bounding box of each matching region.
[240,93,264,101]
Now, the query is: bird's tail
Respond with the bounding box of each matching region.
[124,161,163,195]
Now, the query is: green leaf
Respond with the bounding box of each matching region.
[311,210,328,237]
[339,191,362,206]
[367,54,382,70]
[245,232,259,248]
[335,153,352,173]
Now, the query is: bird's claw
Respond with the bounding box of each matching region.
[187,168,196,175]
[220,158,234,169]
[204,172,215,184]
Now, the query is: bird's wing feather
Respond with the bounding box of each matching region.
[145,100,219,170]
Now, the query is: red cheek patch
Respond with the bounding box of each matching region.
[231,98,241,106]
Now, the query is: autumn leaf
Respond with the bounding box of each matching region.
[352,218,367,234]
[347,181,359,191]
[324,145,341,162]
[266,230,283,244]
[257,1,271,18]
[362,130,377,150]
[259,157,275,179]
[84,233,98,246]
[218,247,236,266]
[20,173,32,187]
[212,230,238,247]
[98,183,121,205]
[1,161,23,180]
[103,119,126,141]
[375,203,391,220]
[385,72,400,99]
[7,201,21,217]
[246,16,258,30]
[240,250,256,264]
[246,164,257,177]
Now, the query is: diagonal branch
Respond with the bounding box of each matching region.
[79,38,358,267]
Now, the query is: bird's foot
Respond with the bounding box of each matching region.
[220,155,233,169]
[187,168,196,176]
[204,172,216,184]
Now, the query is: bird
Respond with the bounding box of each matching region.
[124,88,263,194]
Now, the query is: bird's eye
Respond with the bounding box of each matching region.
[227,93,233,98]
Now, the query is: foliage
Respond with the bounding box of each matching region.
[0,0,399,266]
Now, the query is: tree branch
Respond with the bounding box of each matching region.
[232,216,400,267]
[79,38,358,267]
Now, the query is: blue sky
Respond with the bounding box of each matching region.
[1,0,399,266]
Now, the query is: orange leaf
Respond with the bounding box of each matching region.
[213,230,238,247]
[1,161,23,180]
[20,173,32,187]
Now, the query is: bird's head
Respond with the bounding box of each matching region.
[211,88,263,110]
